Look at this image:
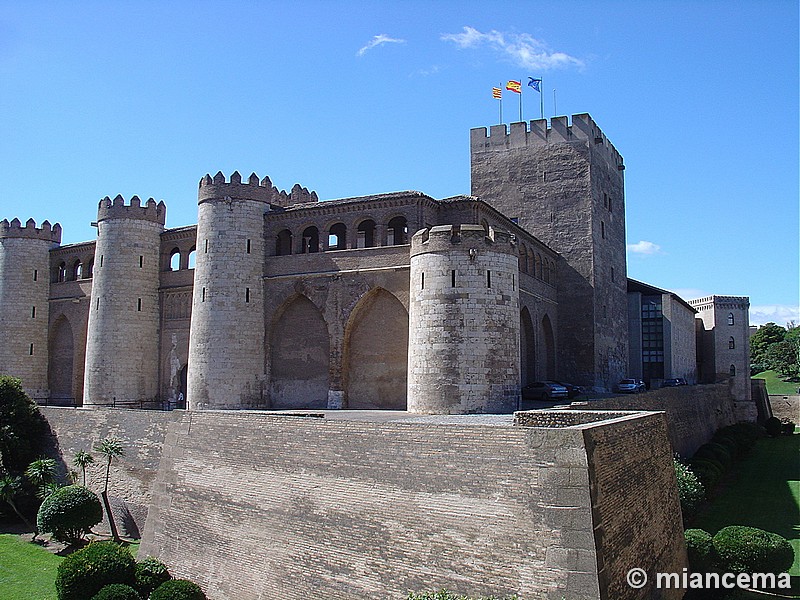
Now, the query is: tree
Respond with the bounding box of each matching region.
[766,340,800,380]
[0,475,35,532]
[0,376,46,475]
[750,322,786,368]
[72,450,95,487]
[25,458,58,499]
[95,437,124,542]
[37,485,103,546]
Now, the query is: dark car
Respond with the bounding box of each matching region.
[662,378,687,387]
[552,381,584,399]
[614,379,646,393]
[522,381,569,401]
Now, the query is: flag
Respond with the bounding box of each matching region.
[506,80,521,94]
[492,87,502,99]
[528,77,541,92]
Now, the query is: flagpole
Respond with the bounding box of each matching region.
[499,83,503,124]
[553,88,557,117]
[519,77,523,122]
[540,78,544,119]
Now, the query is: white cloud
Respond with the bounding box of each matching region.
[357,34,406,57]
[749,305,800,327]
[627,240,662,256]
[673,288,708,302]
[441,26,584,71]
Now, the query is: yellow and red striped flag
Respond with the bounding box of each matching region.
[506,80,522,93]
[492,87,502,99]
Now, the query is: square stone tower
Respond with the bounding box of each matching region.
[470,114,628,390]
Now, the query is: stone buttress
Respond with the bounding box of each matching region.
[408,224,521,414]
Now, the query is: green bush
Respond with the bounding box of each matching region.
[37,485,103,545]
[685,528,716,572]
[92,584,141,600]
[135,556,172,598]
[0,375,46,474]
[688,458,724,492]
[712,526,794,574]
[150,579,207,600]
[693,442,732,471]
[55,541,137,600]
[674,460,705,518]
[715,423,760,453]
[764,417,782,437]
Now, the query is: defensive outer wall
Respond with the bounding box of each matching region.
[37,404,704,600]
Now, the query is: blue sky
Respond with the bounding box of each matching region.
[1,0,797,326]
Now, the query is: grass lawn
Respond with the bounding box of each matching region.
[0,534,139,600]
[753,371,800,396]
[692,433,800,576]
[0,533,62,600]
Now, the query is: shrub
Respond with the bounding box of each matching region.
[764,417,782,437]
[56,541,137,600]
[693,442,732,471]
[688,458,724,492]
[135,556,172,598]
[781,420,796,435]
[0,376,46,474]
[715,423,760,453]
[38,485,103,545]
[92,584,141,600]
[674,460,705,518]
[712,526,794,574]
[685,529,716,572]
[150,579,207,600]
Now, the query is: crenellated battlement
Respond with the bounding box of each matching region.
[97,195,167,225]
[0,217,62,243]
[410,224,515,257]
[198,171,318,207]
[470,113,624,168]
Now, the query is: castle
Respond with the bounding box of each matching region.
[0,113,751,414]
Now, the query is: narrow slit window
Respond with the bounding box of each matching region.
[29,343,34,356]
[421,272,425,289]
[451,270,456,287]
[100,255,103,267]
[246,287,251,303]
[205,239,209,253]
[487,270,492,288]
[33,269,38,281]
[601,221,606,239]
[139,255,143,268]
[512,274,515,290]
[96,298,99,310]
[246,239,251,254]
[202,288,206,302]
[31,306,36,318]
[137,298,142,311]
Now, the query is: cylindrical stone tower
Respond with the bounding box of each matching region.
[83,195,165,405]
[0,218,62,399]
[187,171,269,410]
[408,224,521,414]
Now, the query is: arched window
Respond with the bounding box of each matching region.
[357,220,376,248]
[481,219,490,236]
[276,230,293,256]
[301,226,320,253]
[729,336,735,350]
[85,259,94,279]
[729,364,736,377]
[519,246,528,274]
[387,216,408,246]
[72,259,82,280]
[328,223,347,250]
[57,262,67,283]
[187,247,196,268]
[169,248,181,271]
[534,254,542,279]
[727,313,735,326]
[543,259,551,284]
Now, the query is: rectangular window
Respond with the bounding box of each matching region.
[421,272,424,290]
[246,239,251,254]
[29,343,34,356]
[451,270,456,287]
[245,287,250,303]
[487,270,492,288]
[512,274,515,290]
[137,298,142,311]
[96,298,99,310]
[205,239,209,253]
[31,306,36,318]
[33,269,38,281]
[139,256,143,268]
[202,288,206,302]
[100,255,103,267]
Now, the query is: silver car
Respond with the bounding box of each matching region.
[615,379,646,393]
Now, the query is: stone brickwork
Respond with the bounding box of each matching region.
[135,409,684,600]
[470,115,628,391]
[0,218,61,399]
[569,383,736,457]
[83,196,165,405]
[408,224,521,413]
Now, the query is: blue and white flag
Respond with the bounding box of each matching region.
[528,77,542,92]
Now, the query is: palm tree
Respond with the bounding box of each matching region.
[0,475,34,534]
[72,450,94,486]
[95,437,124,542]
[25,458,58,499]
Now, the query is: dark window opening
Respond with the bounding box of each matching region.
[730,364,736,377]
[137,298,142,311]
[387,216,408,246]
[246,287,251,303]
[202,288,206,302]
[328,223,347,250]
[31,306,36,318]
[729,337,735,349]
[204,239,209,253]
[29,343,34,356]
[33,269,38,281]
[421,272,424,289]
[276,229,293,256]
[451,270,456,287]
[357,220,377,248]
[301,226,320,253]
[246,239,251,254]
[487,270,492,288]
[139,255,143,268]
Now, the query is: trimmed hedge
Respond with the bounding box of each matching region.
[135,556,172,598]
[37,485,103,545]
[764,417,782,437]
[56,541,136,600]
[92,584,142,600]
[150,579,207,600]
[674,460,705,518]
[713,525,794,574]
[684,528,716,572]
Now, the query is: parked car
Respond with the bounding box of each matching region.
[662,378,687,387]
[552,381,584,399]
[614,379,646,393]
[522,381,569,401]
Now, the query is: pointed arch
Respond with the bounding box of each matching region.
[268,294,330,409]
[343,288,408,409]
[520,307,536,385]
[48,315,75,403]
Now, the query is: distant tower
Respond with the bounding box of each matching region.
[407,224,520,414]
[0,218,62,398]
[187,172,269,410]
[83,196,165,405]
[690,295,753,418]
[470,114,628,391]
